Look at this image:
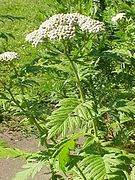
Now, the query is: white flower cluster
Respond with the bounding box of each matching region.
[0,52,18,62]
[78,15,104,33]
[112,13,126,23]
[26,13,104,46]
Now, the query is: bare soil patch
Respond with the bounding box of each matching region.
[0,132,51,180]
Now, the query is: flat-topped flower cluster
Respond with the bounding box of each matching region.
[0,52,18,62]
[26,13,105,46]
[112,13,126,24]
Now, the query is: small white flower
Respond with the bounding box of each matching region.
[112,13,126,23]
[26,13,105,46]
[0,52,19,62]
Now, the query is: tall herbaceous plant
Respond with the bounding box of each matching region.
[0,0,135,179]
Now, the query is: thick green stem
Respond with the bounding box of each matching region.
[62,43,99,137]
[69,58,85,102]
[63,43,85,102]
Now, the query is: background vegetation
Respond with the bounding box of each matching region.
[0,0,135,179]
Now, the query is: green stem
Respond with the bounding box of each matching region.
[44,140,56,178]
[69,59,85,102]
[75,163,87,180]
[10,61,18,76]
[62,43,98,137]
[89,76,98,138]
[63,43,85,102]
[0,80,44,134]
[92,117,98,138]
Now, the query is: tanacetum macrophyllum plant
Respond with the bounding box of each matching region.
[26,13,105,138]
[0,1,135,179]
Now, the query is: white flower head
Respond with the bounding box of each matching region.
[112,13,126,23]
[77,14,104,33]
[26,13,105,46]
[25,29,48,47]
[0,52,19,62]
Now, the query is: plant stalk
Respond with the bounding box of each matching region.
[89,76,99,138]
[92,117,98,138]
[63,43,85,102]
[69,58,85,102]
[0,80,44,134]
[62,42,99,138]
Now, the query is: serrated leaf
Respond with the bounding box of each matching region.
[0,141,31,159]
[47,98,81,138]
[114,100,135,114]
[13,161,45,180]
[74,153,130,180]
[105,49,132,58]
[47,98,93,138]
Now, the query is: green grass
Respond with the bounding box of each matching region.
[0,0,49,62]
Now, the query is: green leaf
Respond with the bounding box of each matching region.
[0,14,24,21]
[105,49,132,59]
[47,98,93,138]
[58,139,75,171]
[53,133,83,171]
[114,100,135,114]
[0,141,31,159]
[0,92,10,100]
[19,79,40,87]
[74,153,130,180]
[130,166,135,180]
[13,161,45,180]
[0,32,15,41]
[47,98,81,138]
